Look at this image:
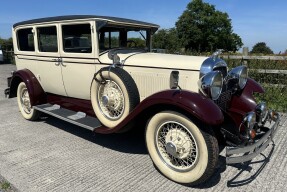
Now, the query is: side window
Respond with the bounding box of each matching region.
[17,28,35,51]
[37,26,58,52]
[62,24,92,53]
[99,31,120,51]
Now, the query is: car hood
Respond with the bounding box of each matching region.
[99,52,208,71]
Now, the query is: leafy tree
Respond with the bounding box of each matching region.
[175,0,242,53]
[0,37,14,63]
[127,37,146,48]
[0,37,13,51]
[250,42,274,55]
[153,28,180,53]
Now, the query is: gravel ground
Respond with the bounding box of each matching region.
[0,64,287,192]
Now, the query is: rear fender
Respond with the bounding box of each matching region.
[9,69,46,106]
[95,90,224,134]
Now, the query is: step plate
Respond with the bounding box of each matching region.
[34,104,102,131]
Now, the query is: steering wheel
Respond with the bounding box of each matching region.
[127,40,137,48]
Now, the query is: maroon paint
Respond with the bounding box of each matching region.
[95,90,224,134]
[46,90,224,134]
[9,69,46,106]
[227,78,264,128]
[47,94,96,117]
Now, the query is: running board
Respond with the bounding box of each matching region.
[34,104,102,131]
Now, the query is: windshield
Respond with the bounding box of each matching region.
[98,27,148,53]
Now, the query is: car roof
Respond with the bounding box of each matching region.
[13,15,160,30]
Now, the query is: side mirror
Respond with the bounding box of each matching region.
[170,71,179,89]
[108,51,121,65]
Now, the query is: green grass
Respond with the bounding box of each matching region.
[225,58,287,112]
[0,181,11,190]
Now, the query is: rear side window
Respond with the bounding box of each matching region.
[37,26,58,52]
[17,28,35,51]
[62,24,92,53]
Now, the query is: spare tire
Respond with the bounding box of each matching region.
[91,67,140,128]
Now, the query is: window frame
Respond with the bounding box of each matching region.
[16,27,36,52]
[59,21,96,58]
[36,25,59,53]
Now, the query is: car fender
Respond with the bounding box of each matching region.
[95,89,224,134]
[9,69,46,106]
[228,78,264,127]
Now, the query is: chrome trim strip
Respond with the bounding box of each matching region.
[226,112,280,164]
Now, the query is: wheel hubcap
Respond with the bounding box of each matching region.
[98,80,125,120]
[156,121,198,172]
[21,88,32,114]
[165,142,177,157]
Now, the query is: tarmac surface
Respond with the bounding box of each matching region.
[0,64,287,192]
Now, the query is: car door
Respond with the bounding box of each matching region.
[59,21,97,100]
[35,24,67,96]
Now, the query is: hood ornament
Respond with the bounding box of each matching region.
[212,49,223,61]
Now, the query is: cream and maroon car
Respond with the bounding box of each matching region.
[5,15,280,186]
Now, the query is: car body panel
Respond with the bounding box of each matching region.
[94,89,224,134]
[8,69,46,106]
[228,78,264,128]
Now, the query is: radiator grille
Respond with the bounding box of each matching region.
[215,89,232,110]
[214,78,237,110]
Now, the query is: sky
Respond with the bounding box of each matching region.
[0,0,286,53]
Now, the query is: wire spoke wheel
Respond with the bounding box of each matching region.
[145,111,219,185]
[97,80,125,120]
[20,88,32,114]
[156,121,198,172]
[17,82,40,120]
[91,67,140,128]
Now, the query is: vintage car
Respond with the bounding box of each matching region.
[5,15,280,186]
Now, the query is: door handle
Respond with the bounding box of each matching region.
[52,58,61,66]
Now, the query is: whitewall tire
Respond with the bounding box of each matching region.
[17,82,40,120]
[91,67,139,128]
[145,111,219,185]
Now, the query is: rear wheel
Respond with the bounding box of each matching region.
[145,111,218,185]
[17,82,40,120]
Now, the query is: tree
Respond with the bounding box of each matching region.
[250,42,274,55]
[0,37,13,51]
[175,0,242,53]
[152,28,180,53]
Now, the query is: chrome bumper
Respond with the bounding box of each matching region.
[226,112,280,164]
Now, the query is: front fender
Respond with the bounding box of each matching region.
[95,90,224,134]
[228,78,264,127]
[9,69,46,106]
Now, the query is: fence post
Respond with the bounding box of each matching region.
[242,47,249,66]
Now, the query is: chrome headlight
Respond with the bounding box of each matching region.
[255,102,268,126]
[198,71,223,100]
[228,66,248,89]
[240,112,256,140]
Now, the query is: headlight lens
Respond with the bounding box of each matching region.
[256,102,268,125]
[198,71,223,100]
[240,112,257,140]
[228,66,248,89]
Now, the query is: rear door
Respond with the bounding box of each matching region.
[35,24,67,96]
[59,21,97,100]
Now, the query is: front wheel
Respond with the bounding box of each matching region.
[145,111,219,185]
[17,82,40,120]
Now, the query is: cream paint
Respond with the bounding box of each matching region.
[99,52,206,101]
[13,17,208,101]
[58,21,97,99]
[99,52,208,71]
